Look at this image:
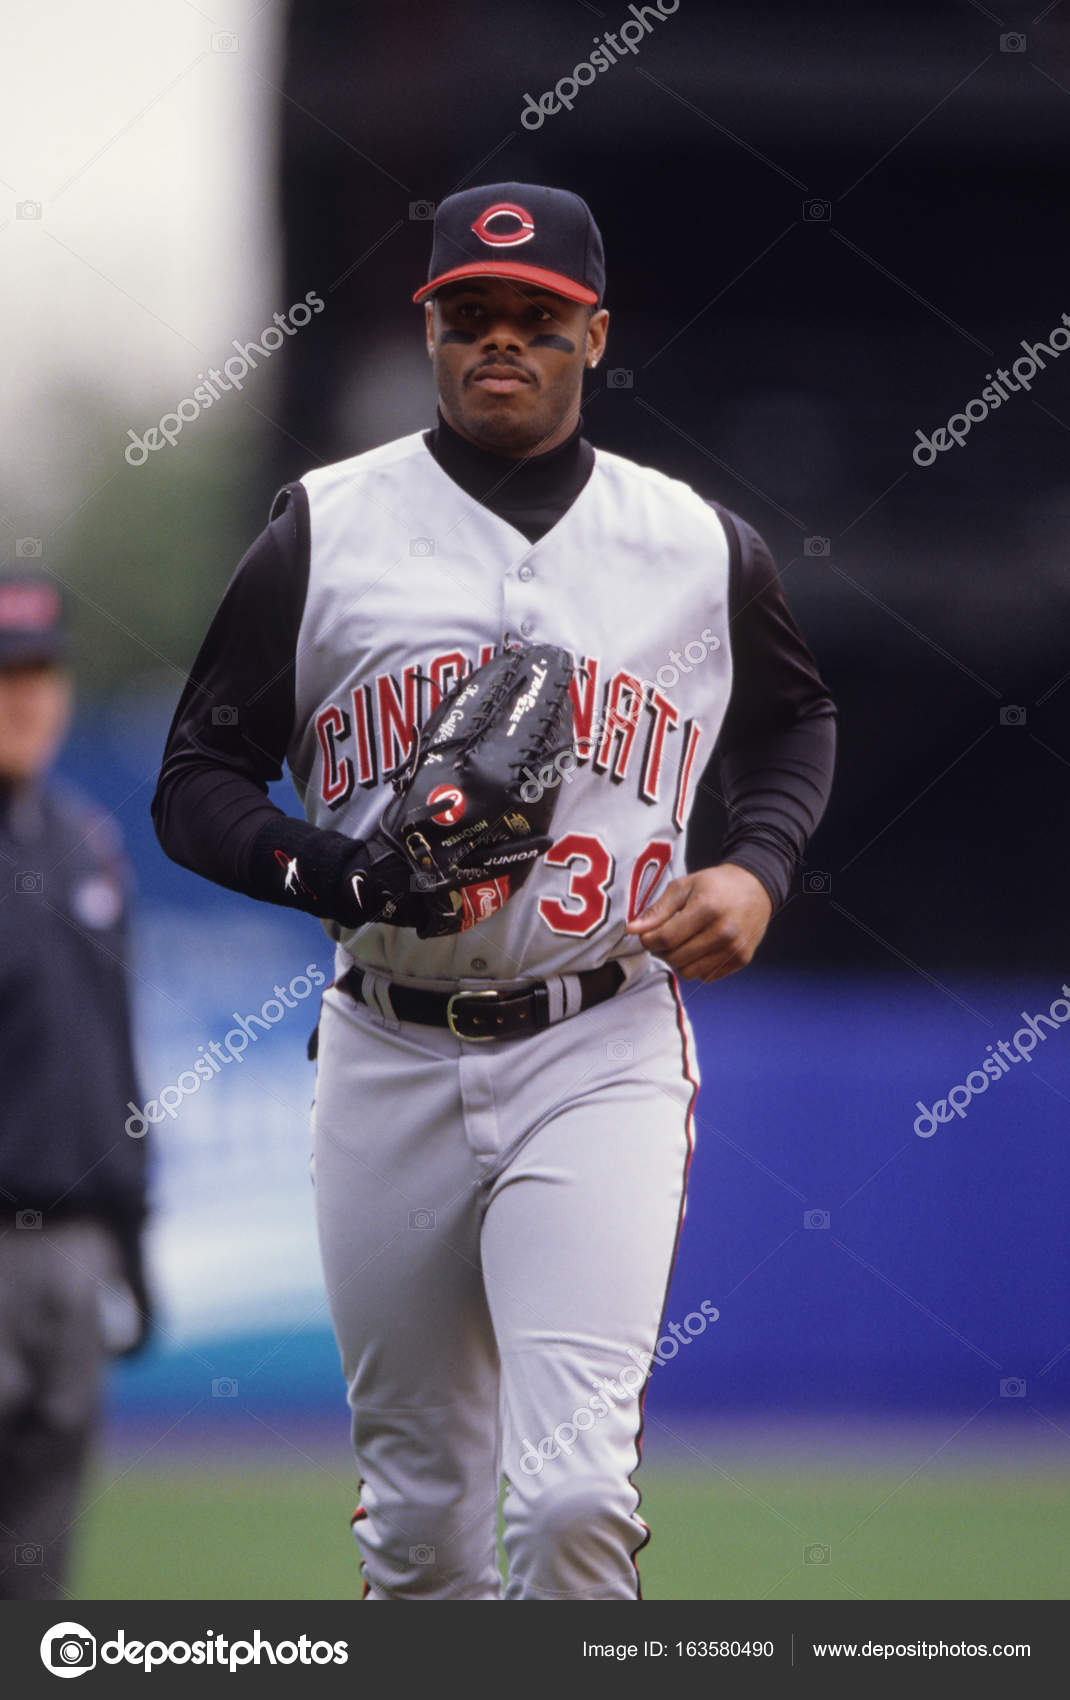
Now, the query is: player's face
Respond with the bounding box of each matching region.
[0,660,71,781]
[426,279,609,457]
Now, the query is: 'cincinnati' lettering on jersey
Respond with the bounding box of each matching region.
[313,647,703,829]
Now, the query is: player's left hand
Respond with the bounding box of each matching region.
[625,863,774,982]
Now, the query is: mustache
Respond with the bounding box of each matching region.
[466,357,536,382]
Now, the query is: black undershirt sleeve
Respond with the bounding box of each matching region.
[151,484,369,926]
[701,504,837,911]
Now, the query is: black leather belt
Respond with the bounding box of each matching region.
[336,960,626,1042]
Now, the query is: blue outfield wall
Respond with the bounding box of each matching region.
[105,966,1070,1427]
[658,969,1070,1418]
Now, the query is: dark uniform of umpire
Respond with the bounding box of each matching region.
[0,571,152,1600]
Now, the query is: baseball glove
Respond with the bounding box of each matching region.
[359,643,575,938]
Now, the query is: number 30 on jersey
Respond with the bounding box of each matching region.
[538,834,674,937]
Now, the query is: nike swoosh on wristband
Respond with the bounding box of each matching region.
[273,847,316,901]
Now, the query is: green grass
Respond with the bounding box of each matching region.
[70,1453,1070,1601]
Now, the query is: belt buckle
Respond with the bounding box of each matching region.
[446,988,502,1042]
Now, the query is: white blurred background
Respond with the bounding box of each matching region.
[0,0,281,518]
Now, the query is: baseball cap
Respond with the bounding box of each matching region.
[0,572,68,667]
[413,182,605,307]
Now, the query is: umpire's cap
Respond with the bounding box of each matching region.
[413,182,605,307]
[0,571,68,667]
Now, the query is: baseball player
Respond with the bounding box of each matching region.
[152,183,836,1601]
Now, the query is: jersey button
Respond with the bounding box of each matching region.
[518,564,534,581]
[470,957,487,971]
[520,618,535,637]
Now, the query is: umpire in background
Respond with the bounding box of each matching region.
[0,571,152,1600]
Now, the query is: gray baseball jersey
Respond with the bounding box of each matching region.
[290,431,732,984]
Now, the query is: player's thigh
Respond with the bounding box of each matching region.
[481,979,696,1358]
[311,986,493,1404]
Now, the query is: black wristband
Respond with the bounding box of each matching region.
[245,816,422,928]
[245,816,369,924]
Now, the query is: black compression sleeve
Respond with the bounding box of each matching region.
[705,506,837,911]
[151,484,367,924]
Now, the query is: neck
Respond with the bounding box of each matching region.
[424,409,594,546]
[436,405,581,461]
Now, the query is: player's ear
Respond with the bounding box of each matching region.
[585,307,609,368]
[424,301,435,359]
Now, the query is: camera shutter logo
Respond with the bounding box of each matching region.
[471,203,535,247]
[40,1623,96,1678]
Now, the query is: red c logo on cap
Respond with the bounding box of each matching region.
[471,203,535,248]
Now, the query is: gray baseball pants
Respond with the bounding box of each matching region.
[310,959,697,1601]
